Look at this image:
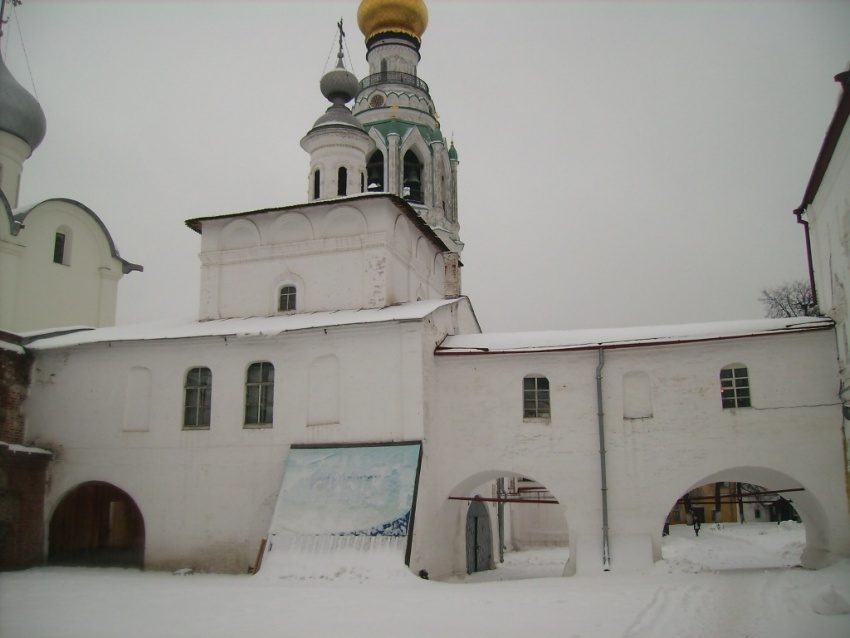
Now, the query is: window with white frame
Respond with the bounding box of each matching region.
[523,375,550,419]
[183,367,212,429]
[245,362,274,427]
[278,285,296,312]
[720,365,750,409]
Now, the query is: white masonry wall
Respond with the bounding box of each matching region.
[411,328,849,579]
[806,108,850,419]
[0,199,125,332]
[25,299,477,573]
[196,197,447,321]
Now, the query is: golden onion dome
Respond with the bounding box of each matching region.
[357,0,428,43]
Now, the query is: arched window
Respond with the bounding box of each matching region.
[278,285,296,312]
[380,58,388,78]
[403,150,423,203]
[720,365,750,409]
[313,169,321,199]
[183,367,212,429]
[245,362,274,427]
[523,374,550,420]
[367,151,384,191]
[338,166,347,196]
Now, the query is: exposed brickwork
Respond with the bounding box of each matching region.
[0,340,51,570]
[0,343,32,445]
[0,446,51,570]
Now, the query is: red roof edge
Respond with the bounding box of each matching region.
[796,70,850,214]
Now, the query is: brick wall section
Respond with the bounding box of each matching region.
[1,340,52,570]
[0,446,51,569]
[0,342,32,444]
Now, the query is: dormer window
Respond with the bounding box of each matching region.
[278,285,296,312]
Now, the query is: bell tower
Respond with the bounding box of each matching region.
[352,0,462,254]
[301,21,374,202]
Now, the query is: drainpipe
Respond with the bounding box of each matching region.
[497,478,505,563]
[794,206,818,311]
[596,348,611,571]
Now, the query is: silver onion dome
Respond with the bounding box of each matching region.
[0,56,46,151]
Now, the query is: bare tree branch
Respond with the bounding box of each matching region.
[759,280,818,318]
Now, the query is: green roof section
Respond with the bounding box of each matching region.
[365,119,445,146]
[448,142,458,161]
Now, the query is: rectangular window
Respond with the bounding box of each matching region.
[523,375,550,419]
[183,367,212,428]
[720,366,751,409]
[245,362,274,427]
[53,232,66,264]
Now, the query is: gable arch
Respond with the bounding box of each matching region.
[323,205,367,239]
[219,218,261,251]
[414,236,431,270]
[267,212,313,245]
[393,214,414,255]
[13,198,142,272]
[431,251,445,275]
[399,127,430,163]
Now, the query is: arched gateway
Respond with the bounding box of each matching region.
[48,482,145,568]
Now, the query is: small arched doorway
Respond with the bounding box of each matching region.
[466,498,492,574]
[49,481,145,568]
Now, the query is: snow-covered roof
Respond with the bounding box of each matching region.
[437,316,834,355]
[26,298,465,350]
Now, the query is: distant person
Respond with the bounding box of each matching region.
[693,516,701,537]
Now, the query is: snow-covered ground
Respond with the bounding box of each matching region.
[2,523,849,637]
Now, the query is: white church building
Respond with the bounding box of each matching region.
[2,0,849,579]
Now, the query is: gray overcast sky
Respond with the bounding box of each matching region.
[3,0,849,332]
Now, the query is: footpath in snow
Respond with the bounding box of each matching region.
[1,522,849,638]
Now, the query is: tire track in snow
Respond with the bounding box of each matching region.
[621,575,769,638]
[621,584,698,637]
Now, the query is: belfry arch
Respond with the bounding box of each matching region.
[48,481,145,568]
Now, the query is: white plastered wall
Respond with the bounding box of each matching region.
[197,198,446,320]
[1,200,124,332]
[26,299,478,573]
[410,329,849,579]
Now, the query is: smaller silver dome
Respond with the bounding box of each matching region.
[311,104,364,130]
[320,53,359,105]
[0,56,46,150]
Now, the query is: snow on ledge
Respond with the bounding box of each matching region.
[437,316,834,354]
[24,299,464,350]
[0,441,53,456]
